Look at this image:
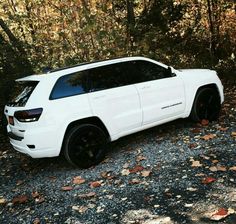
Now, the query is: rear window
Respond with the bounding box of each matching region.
[7,81,38,107]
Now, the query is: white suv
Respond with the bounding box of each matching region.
[4,57,224,168]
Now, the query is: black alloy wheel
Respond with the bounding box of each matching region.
[64,124,107,168]
[190,88,221,122]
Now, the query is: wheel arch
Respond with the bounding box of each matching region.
[196,83,220,95]
[187,83,221,117]
[63,116,111,143]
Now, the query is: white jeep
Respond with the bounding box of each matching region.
[4,57,224,168]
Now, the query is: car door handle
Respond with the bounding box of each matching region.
[141,86,151,89]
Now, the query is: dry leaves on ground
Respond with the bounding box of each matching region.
[61,186,73,191]
[100,171,114,179]
[231,132,236,137]
[191,160,202,167]
[90,181,102,188]
[141,170,151,177]
[207,208,235,221]
[209,166,227,172]
[202,177,217,184]
[121,169,130,176]
[229,166,236,171]
[0,198,6,204]
[129,165,144,173]
[12,195,28,204]
[201,119,209,126]
[72,205,88,214]
[78,192,96,199]
[136,155,147,162]
[73,176,86,185]
[201,134,216,141]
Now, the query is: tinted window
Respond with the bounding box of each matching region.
[123,61,143,84]
[89,63,128,91]
[136,61,170,81]
[50,71,88,100]
[7,81,38,107]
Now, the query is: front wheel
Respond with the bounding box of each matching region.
[190,88,221,122]
[63,124,108,168]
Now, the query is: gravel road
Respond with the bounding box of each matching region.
[0,81,235,224]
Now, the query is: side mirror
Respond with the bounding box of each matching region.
[167,66,176,77]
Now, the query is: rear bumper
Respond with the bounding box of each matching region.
[10,138,58,158]
[7,124,63,158]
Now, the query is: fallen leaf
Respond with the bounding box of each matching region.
[195,173,205,177]
[0,198,6,204]
[189,143,198,149]
[16,180,24,186]
[72,205,88,213]
[201,155,210,160]
[129,179,141,184]
[12,195,28,204]
[213,208,228,216]
[73,176,85,185]
[96,206,104,213]
[217,166,227,171]
[129,165,144,173]
[201,134,216,140]
[121,169,130,176]
[231,132,236,137]
[35,196,45,204]
[202,177,216,184]
[136,155,146,162]
[33,218,40,224]
[90,181,102,188]
[210,208,235,221]
[201,119,209,126]
[209,166,227,172]
[229,166,236,171]
[100,171,114,179]
[78,192,96,199]
[61,186,73,191]
[212,159,219,164]
[32,191,40,198]
[191,128,201,134]
[219,127,228,131]
[141,170,151,177]
[209,166,218,172]
[191,160,202,167]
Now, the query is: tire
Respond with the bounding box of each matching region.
[63,124,108,168]
[190,88,221,122]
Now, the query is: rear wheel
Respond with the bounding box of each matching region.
[63,124,107,168]
[190,88,221,122]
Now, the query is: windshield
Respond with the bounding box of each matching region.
[7,81,38,107]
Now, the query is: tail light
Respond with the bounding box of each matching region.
[14,108,43,122]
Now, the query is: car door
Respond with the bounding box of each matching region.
[133,60,185,125]
[88,62,142,136]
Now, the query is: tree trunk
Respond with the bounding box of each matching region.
[206,0,216,58]
[126,0,136,46]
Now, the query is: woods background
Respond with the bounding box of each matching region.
[0,0,235,111]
